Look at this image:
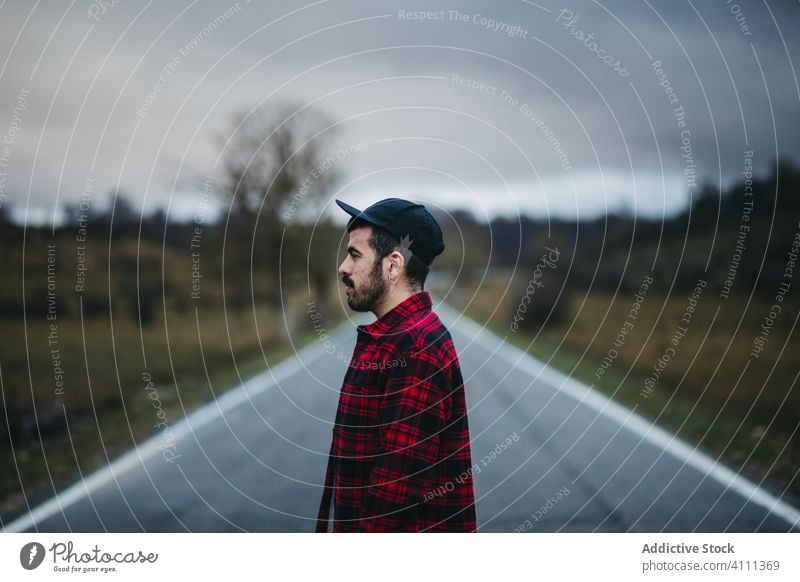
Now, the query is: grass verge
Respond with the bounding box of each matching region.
[0,302,337,525]
[444,283,799,503]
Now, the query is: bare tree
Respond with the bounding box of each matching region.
[216,102,341,311]
[218,102,339,223]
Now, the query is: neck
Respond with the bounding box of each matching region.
[372,286,418,319]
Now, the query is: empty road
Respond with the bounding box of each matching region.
[4,302,798,533]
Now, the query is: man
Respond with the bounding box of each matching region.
[315,197,477,532]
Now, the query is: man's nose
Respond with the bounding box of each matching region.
[338,258,350,277]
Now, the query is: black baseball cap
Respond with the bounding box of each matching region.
[335,197,445,265]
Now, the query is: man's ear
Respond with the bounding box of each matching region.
[387,250,406,285]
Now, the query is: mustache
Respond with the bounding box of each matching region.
[341,276,354,287]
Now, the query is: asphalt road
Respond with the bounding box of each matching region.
[4,303,799,533]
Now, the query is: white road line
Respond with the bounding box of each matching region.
[437,301,800,530]
[1,339,329,533]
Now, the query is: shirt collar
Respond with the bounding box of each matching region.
[358,291,432,340]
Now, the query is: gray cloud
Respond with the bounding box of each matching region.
[0,0,798,222]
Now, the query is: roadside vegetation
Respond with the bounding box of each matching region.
[0,101,345,522]
[435,161,800,502]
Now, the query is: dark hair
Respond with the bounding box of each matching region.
[347,218,430,290]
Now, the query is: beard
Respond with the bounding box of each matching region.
[343,259,387,313]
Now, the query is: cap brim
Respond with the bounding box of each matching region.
[336,198,383,230]
[335,199,362,218]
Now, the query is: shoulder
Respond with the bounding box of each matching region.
[399,309,457,360]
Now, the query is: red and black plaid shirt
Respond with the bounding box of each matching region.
[316,291,476,532]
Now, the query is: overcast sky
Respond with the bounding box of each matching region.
[1,0,798,225]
